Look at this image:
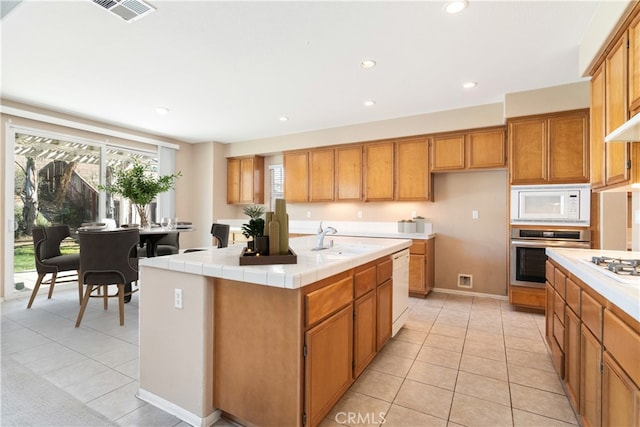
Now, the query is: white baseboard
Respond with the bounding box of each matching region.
[137,388,221,427]
[431,287,509,301]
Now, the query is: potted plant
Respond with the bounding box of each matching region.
[241,205,265,251]
[100,162,181,228]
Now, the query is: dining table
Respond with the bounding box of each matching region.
[137,225,195,257]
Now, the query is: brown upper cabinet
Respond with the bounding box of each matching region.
[226,156,264,204]
[508,109,589,185]
[283,151,310,202]
[309,149,335,202]
[363,141,395,202]
[589,4,640,191]
[395,136,431,201]
[431,127,506,172]
[335,145,363,201]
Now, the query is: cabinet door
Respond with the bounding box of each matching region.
[396,137,431,201]
[580,324,602,427]
[335,146,362,201]
[431,134,465,171]
[424,237,435,294]
[353,290,376,378]
[409,254,425,294]
[305,305,353,427]
[509,117,547,184]
[363,142,394,201]
[629,13,640,112]
[546,283,555,347]
[548,111,590,183]
[467,128,506,169]
[605,35,630,186]
[376,279,392,351]
[240,156,264,204]
[602,351,640,427]
[309,149,335,202]
[226,158,241,204]
[565,308,581,410]
[591,64,606,188]
[284,152,309,202]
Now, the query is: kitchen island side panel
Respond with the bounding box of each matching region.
[214,278,304,427]
[138,267,215,420]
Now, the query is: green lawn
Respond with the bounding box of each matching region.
[14,241,80,272]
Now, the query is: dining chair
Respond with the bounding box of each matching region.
[75,228,139,327]
[27,225,81,309]
[211,223,230,248]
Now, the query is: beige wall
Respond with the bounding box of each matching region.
[504,81,590,118]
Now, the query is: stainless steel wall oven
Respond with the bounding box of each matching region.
[510,228,591,287]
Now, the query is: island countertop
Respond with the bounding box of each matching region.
[139,235,412,289]
[546,247,640,322]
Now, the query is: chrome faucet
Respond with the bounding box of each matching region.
[313,221,337,250]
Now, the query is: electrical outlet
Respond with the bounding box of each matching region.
[174,288,183,309]
[357,210,363,218]
[472,210,479,219]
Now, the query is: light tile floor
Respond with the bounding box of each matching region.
[1,289,578,426]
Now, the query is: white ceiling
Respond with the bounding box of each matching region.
[1,0,601,144]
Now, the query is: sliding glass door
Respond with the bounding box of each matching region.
[5,126,158,300]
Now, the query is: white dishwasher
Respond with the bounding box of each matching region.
[391,248,410,336]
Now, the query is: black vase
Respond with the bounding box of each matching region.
[254,236,270,255]
[246,240,255,251]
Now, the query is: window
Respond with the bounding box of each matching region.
[269,164,284,211]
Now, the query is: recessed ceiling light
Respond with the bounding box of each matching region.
[360,60,376,69]
[462,81,477,89]
[279,116,289,122]
[155,107,170,115]
[445,0,468,14]
[364,100,376,107]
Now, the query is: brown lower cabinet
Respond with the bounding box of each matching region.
[408,238,435,297]
[214,254,395,427]
[546,259,640,427]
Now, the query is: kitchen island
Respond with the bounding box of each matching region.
[545,248,640,427]
[137,235,411,427]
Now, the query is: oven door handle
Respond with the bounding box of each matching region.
[510,239,591,248]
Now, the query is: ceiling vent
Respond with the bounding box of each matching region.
[91,0,155,22]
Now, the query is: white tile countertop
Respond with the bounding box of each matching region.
[546,248,640,322]
[219,219,435,240]
[140,235,412,289]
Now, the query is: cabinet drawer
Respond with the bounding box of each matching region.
[354,263,376,298]
[554,314,565,351]
[554,292,565,325]
[554,268,566,298]
[306,277,353,327]
[377,258,392,285]
[603,310,640,387]
[582,291,603,341]
[410,241,426,255]
[565,278,581,316]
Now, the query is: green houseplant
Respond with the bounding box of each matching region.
[241,205,265,249]
[100,162,181,228]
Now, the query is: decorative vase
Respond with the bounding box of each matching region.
[135,203,150,228]
[255,236,269,255]
[415,217,425,233]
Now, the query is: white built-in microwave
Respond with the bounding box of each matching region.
[510,184,591,226]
